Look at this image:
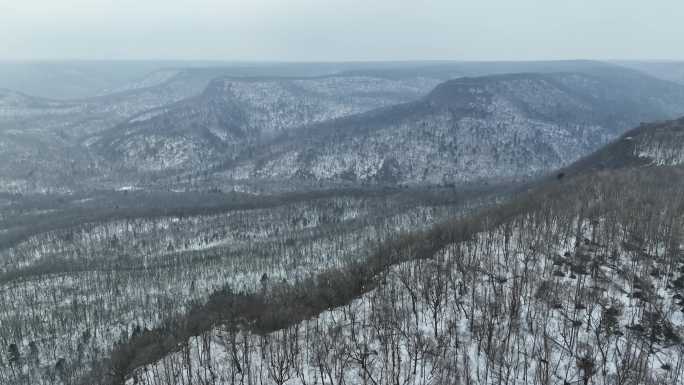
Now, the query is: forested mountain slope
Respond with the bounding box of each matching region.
[2,65,394,193]
[215,71,684,189]
[0,69,441,193]
[3,61,684,194]
[560,117,684,177]
[115,118,684,385]
[91,75,440,173]
[0,69,235,193]
[0,183,497,385]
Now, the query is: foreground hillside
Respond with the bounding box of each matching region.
[112,118,684,385]
[0,184,498,385]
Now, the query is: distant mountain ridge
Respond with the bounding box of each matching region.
[91,75,441,172]
[210,71,684,189]
[3,60,684,194]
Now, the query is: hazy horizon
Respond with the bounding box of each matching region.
[1,59,684,64]
[3,0,684,62]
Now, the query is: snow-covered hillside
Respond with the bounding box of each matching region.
[3,61,684,194]
[124,166,684,385]
[0,69,229,193]
[635,119,684,166]
[0,187,491,385]
[92,75,440,173]
[128,222,684,385]
[217,72,684,187]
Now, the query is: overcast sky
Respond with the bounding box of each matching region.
[1,0,683,61]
